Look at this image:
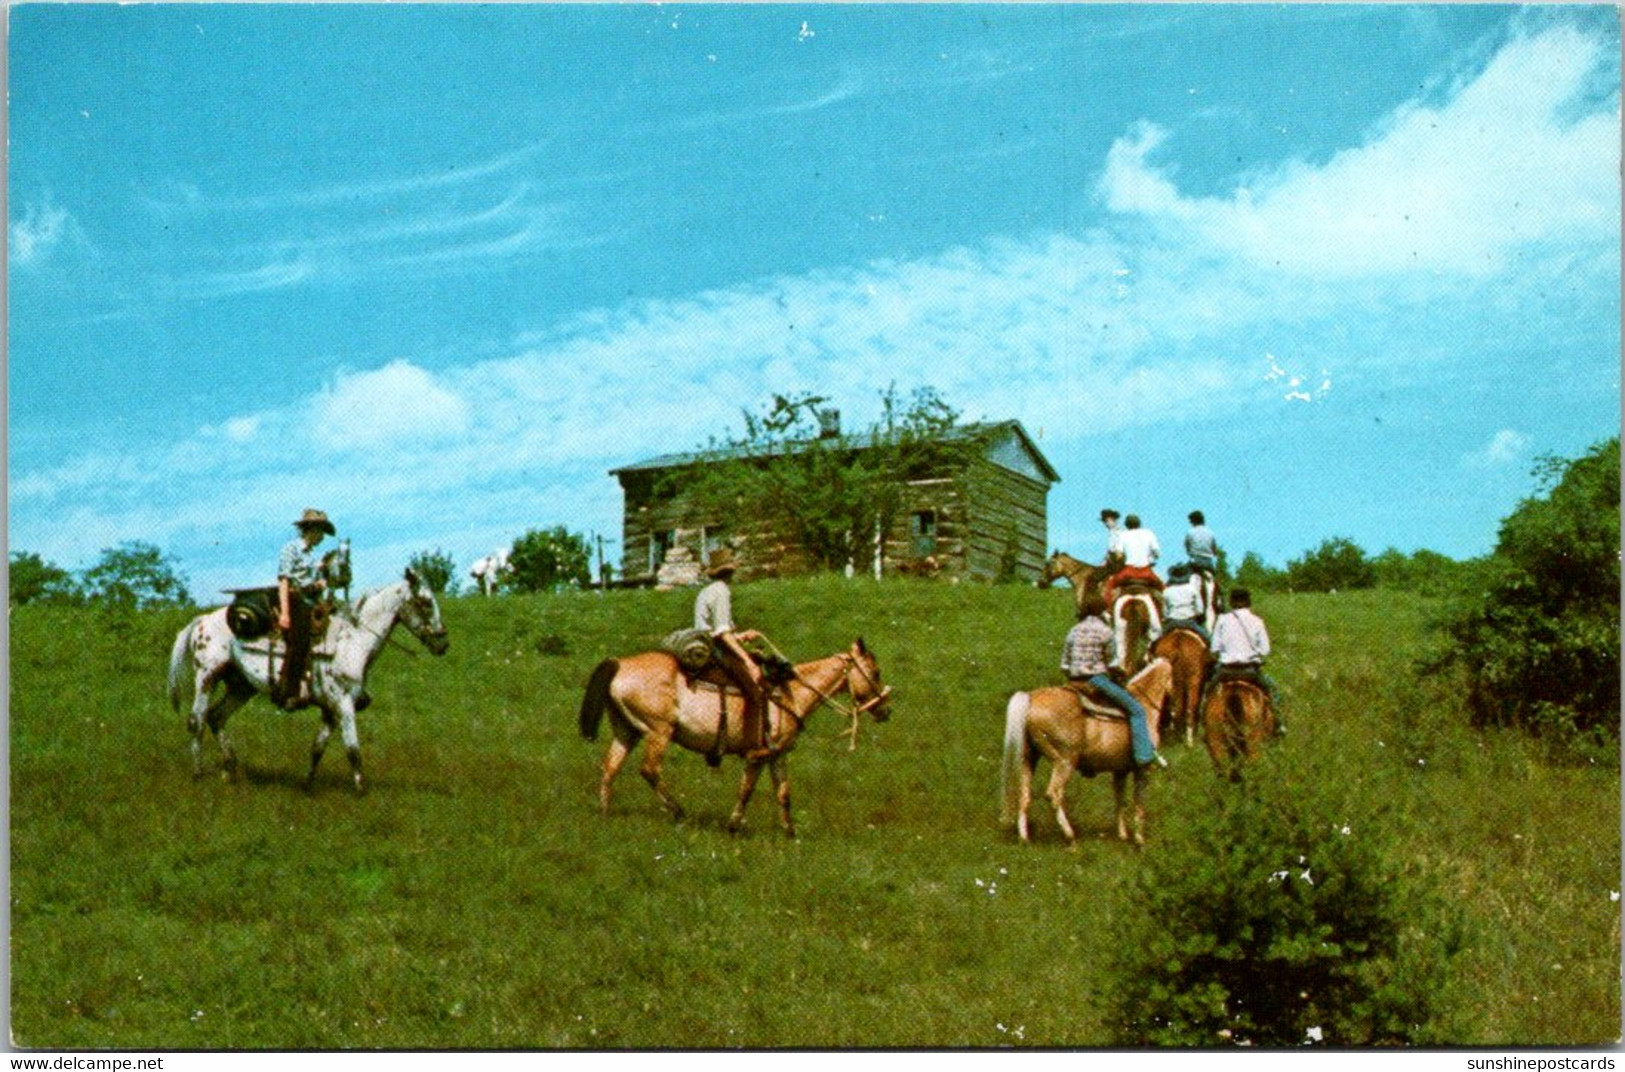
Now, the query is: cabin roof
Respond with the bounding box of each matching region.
[610,419,1060,484]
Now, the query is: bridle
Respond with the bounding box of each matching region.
[775,650,892,751]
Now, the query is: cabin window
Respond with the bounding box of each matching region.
[911,510,937,557]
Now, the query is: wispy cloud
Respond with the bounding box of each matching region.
[9,197,84,269]
[1466,429,1532,468]
[1099,25,1619,277]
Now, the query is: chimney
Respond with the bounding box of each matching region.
[817,408,841,439]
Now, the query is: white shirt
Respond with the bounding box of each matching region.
[694,580,734,634]
[1163,578,1206,621]
[1211,608,1270,666]
[1118,527,1160,568]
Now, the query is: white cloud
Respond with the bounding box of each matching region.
[1467,429,1532,467]
[9,199,78,268]
[310,361,471,450]
[1099,26,1619,277]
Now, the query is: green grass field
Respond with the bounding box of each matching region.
[10,578,1620,1048]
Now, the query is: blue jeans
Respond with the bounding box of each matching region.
[1088,674,1156,766]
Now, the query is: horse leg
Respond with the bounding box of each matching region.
[638,726,685,821]
[1017,746,1037,843]
[1112,772,1131,842]
[337,701,365,795]
[204,688,250,782]
[1046,757,1080,845]
[727,759,767,835]
[306,708,337,792]
[599,736,634,816]
[769,755,795,838]
[1130,769,1148,847]
[188,675,214,778]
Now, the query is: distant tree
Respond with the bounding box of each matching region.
[671,386,979,574]
[79,542,190,609]
[1232,551,1284,592]
[508,526,592,593]
[1285,537,1375,593]
[1436,438,1619,749]
[1372,547,1474,596]
[407,548,459,596]
[9,551,81,606]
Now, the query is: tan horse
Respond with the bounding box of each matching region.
[578,639,891,836]
[1150,627,1209,746]
[1038,550,1108,613]
[1201,676,1276,779]
[1000,658,1174,847]
[1112,590,1159,674]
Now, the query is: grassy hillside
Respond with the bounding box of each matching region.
[9,579,1619,1047]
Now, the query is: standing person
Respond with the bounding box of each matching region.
[275,508,335,709]
[694,548,772,760]
[1102,514,1164,608]
[1062,593,1166,769]
[1208,587,1284,733]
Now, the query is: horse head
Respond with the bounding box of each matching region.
[846,637,892,722]
[320,539,353,592]
[398,567,450,655]
[1038,550,1067,588]
[1128,657,1174,726]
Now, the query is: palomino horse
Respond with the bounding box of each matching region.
[578,639,892,837]
[1201,676,1276,780]
[1150,626,1209,746]
[1000,658,1174,847]
[167,568,450,794]
[1038,550,1107,613]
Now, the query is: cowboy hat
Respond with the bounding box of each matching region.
[705,548,738,578]
[294,508,336,536]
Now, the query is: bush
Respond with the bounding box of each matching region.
[1437,439,1619,749]
[1108,765,1459,1047]
[1233,551,1283,592]
[508,526,592,593]
[78,542,190,610]
[9,551,81,606]
[407,548,459,595]
[1286,538,1375,593]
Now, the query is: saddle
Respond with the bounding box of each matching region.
[224,587,333,645]
[1063,680,1131,722]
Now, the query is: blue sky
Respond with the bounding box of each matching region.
[9,4,1620,599]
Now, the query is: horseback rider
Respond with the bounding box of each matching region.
[694,548,773,760]
[1161,563,1212,644]
[1062,593,1166,770]
[1101,513,1164,609]
[1184,509,1219,580]
[1100,508,1124,564]
[274,508,335,709]
[1208,586,1284,734]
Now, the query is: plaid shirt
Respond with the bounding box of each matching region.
[1061,616,1116,678]
[278,537,319,589]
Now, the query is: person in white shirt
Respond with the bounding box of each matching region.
[1102,514,1163,608]
[693,548,772,759]
[1160,563,1210,643]
[1208,587,1283,732]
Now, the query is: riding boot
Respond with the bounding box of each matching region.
[745,685,775,762]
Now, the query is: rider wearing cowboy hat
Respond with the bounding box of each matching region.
[274,508,335,709]
[1160,562,1212,644]
[694,548,773,760]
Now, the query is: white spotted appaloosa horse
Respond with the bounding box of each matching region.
[469,549,511,596]
[167,568,449,794]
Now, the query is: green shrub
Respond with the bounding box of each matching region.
[1286,538,1375,593]
[1436,439,1620,750]
[1108,763,1458,1047]
[406,548,459,595]
[508,526,592,593]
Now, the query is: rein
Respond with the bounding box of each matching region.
[757,637,890,751]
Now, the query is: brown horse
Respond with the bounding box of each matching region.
[1038,550,1108,613]
[578,639,891,836]
[1150,626,1209,746]
[1201,676,1276,779]
[1000,658,1174,847]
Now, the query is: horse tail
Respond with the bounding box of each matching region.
[1225,683,1250,758]
[1000,691,1031,824]
[167,617,198,711]
[579,658,620,740]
